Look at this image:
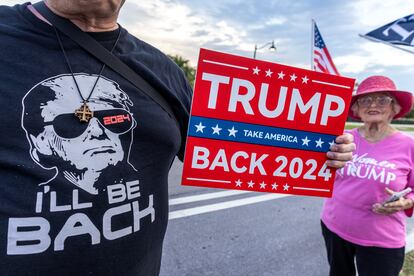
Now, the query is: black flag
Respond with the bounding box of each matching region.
[363,14,414,46]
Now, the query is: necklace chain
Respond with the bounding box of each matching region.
[54,26,122,122]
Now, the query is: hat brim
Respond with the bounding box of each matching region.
[348,89,413,120]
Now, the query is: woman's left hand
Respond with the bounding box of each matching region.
[373,187,414,215]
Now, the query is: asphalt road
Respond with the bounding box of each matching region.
[161,160,328,276]
[161,157,414,276]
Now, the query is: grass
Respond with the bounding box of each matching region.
[401,250,414,276]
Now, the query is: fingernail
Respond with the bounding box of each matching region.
[327,152,334,158]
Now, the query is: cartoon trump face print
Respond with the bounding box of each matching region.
[22,73,137,195]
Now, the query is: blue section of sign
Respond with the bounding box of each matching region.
[189,116,336,153]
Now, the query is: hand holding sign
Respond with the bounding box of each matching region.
[182,49,355,198]
[326,133,355,168]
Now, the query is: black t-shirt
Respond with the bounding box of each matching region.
[0,3,191,275]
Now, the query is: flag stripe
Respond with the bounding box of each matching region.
[312,21,340,76]
[316,48,338,75]
[322,48,340,75]
[314,48,336,74]
[314,52,331,73]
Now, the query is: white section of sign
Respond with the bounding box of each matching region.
[312,79,351,89]
[203,59,249,70]
[186,177,231,184]
[293,187,331,192]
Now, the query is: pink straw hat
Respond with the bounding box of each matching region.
[349,75,413,120]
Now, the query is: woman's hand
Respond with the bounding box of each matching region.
[326,133,356,168]
[373,187,414,215]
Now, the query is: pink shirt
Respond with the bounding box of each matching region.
[321,128,414,248]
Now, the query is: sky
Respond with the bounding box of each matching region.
[4,0,414,91]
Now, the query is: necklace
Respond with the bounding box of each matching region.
[54,26,122,123]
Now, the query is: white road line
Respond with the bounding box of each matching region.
[169,193,290,220]
[186,177,231,184]
[293,187,331,192]
[312,79,351,89]
[169,190,250,206]
[203,59,249,70]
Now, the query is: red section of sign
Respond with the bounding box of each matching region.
[191,48,355,135]
[183,137,333,198]
[182,49,355,198]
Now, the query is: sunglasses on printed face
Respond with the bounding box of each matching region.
[356,95,393,107]
[44,109,135,139]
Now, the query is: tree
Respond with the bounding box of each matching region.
[168,55,196,88]
[405,107,414,119]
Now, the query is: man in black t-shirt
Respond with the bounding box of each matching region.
[0,1,355,275]
[1,1,189,275]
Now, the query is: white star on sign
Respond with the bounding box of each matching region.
[265,69,273,77]
[228,126,238,137]
[302,76,309,84]
[212,124,222,135]
[301,136,310,146]
[195,122,206,133]
[329,140,336,148]
[260,181,267,189]
[278,71,285,79]
[315,138,324,148]
[252,66,260,75]
[283,183,290,191]
[272,183,278,190]
[290,73,297,82]
[235,179,242,187]
[247,180,255,188]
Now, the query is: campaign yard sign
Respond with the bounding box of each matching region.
[181,49,355,198]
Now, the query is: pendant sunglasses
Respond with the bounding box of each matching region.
[45,109,135,139]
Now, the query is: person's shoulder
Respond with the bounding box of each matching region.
[122,30,175,66]
[395,130,414,144]
[395,132,414,163]
[344,127,359,137]
[120,29,192,93]
[0,3,23,22]
[344,128,357,134]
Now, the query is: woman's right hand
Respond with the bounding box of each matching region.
[372,188,414,215]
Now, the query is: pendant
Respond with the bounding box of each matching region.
[74,102,94,123]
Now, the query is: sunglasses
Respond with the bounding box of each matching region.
[45,109,135,139]
[356,95,393,107]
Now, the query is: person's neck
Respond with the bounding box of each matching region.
[359,122,396,142]
[44,0,119,32]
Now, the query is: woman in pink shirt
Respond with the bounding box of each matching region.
[321,75,414,276]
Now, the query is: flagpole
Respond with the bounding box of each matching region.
[311,19,315,70]
[359,34,414,54]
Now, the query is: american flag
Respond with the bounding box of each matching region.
[312,21,340,75]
